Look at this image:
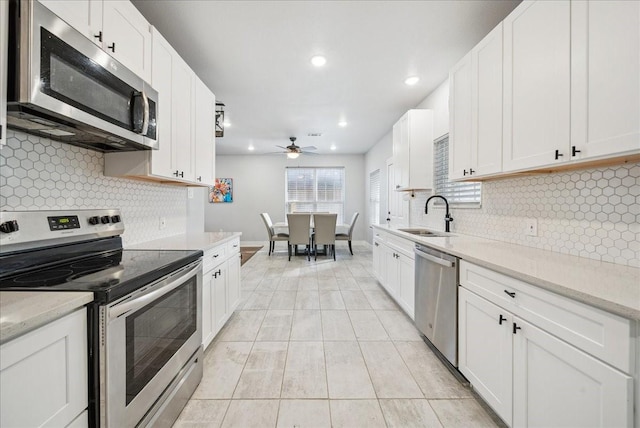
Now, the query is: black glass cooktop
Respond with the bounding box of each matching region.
[0,238,202,304]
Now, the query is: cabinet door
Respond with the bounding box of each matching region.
[472,23,503,177]
[212,263,228,334]
[372,238,385,284]
[0,0,7,147]
[172,55,195,181]
[513,317,633,428]
[503,0,571,172]
[150,28,174,178]
[449,52,473,181]
[102,1,151,82]
[0,309,88,428]
[458,288,513,424]
[397,253,415,319]
[194,76,216,185]
[571,0,640,160]
[393,115,410,189]
[384,246,399,298]
[38,0,101,43]
[202,269,214,349]
[227,253,241,314]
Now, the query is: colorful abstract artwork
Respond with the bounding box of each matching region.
[209,178,233,203]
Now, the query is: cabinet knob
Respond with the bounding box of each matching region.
[504,290,516,298]
[513,323,522,334]
[374,242,379,247]
[94,31,103,42]
[469,168,475,175]
[107,42,116,52]
[197,176,202,182]
[554,149,563,160]
[498,314,507,325]
[463,169,468,176]
[572,146,581,157]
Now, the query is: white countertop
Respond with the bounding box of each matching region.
[127,232,242,252]
[0,291,94,344]
[373,225,640,320]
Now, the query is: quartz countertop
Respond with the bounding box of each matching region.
[373,225,640,320]
[0,291,94,344]
[127,232,242,252]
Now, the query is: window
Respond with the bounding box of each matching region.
[285,167,345,223]
[433,135,481,205]
[369,169,380,225]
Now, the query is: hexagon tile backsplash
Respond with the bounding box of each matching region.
[0,130,187,246]
[410,162,639,267]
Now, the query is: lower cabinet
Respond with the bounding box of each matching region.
[372,229,415,319]
[202,238,241,350]
[0,308,88,427]
[459,261,634,427]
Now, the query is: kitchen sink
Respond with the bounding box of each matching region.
[398,228,449,237]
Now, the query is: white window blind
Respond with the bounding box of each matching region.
[369,169,380,225]
[285,167,345,223]
[434,135,481,205]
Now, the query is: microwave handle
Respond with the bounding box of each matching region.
[109,261,201,320]
[131,91,150,135]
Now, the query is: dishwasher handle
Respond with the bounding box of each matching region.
[414,247,455,268]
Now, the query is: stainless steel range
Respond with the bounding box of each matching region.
[0,210,203,427]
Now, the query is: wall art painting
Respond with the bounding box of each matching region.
[209,178,233,203]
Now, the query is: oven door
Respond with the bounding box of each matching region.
[101,260,202,428]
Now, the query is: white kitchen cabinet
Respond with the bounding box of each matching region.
[0,308,88,428]
[194,76,216,185]
[502,0,572,172]
[0,0,7,147]
[105,28,216,187]
[448,52,473,181]
[202,237,241,350]
[38,0,151,82]
[512,317,633,428]
[570,0,640,161]
[459,287,513,424]
[459,261,634,427]
[372,228,415,319]
[392,109,434,191]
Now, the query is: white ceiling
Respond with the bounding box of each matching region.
[132,0,520,156]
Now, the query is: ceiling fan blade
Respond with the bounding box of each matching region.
[275,145,288,150]
[300,146,317,151]
[301,151,319,155]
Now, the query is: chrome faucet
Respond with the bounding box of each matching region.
[425,195,453,233]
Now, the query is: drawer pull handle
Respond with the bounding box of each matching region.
[213,254,219,258]
[504,290,516,298]
[498,315,507,325]
[513,323,521,334]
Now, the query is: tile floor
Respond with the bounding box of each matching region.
[174,243,501,428]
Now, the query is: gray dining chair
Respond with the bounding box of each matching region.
[313,213,337,261]
[260,213,289,256]
[336,212,359,255]
[286,213,311,261]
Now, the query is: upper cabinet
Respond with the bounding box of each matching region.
[392,109,434,191]
[104,27,215,187]
[451,0,640,181]
[0,0,7,147]
[38,0,152,82]
[449,23,503,180]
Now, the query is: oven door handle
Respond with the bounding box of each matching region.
[109,261,201,320]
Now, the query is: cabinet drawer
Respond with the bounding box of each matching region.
[387,234,415,258]
[227,237,240,254]
[460,261,633,373]
[203,244,226,272]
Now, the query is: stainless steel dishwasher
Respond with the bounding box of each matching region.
[414,244,459,367]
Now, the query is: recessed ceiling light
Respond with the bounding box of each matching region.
[311,55,327,67]
[330,144,337,151]
[404,76,420,86]
[338,121,347,127]
[248,145,254,151]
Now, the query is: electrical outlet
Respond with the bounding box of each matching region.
[159,217,167,230]
[525,218,538,236]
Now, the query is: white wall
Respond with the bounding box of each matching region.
[205,154,366,242]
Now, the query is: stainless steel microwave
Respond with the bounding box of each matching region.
[7,0,158,152]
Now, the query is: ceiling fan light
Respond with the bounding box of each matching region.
[311,55,327,67]
[287,152,300,159]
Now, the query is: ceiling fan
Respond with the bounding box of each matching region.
[275,137,317,158]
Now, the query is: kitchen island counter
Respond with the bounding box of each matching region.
[373,225,640,320]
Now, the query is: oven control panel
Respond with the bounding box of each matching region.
[0,209,124,253]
